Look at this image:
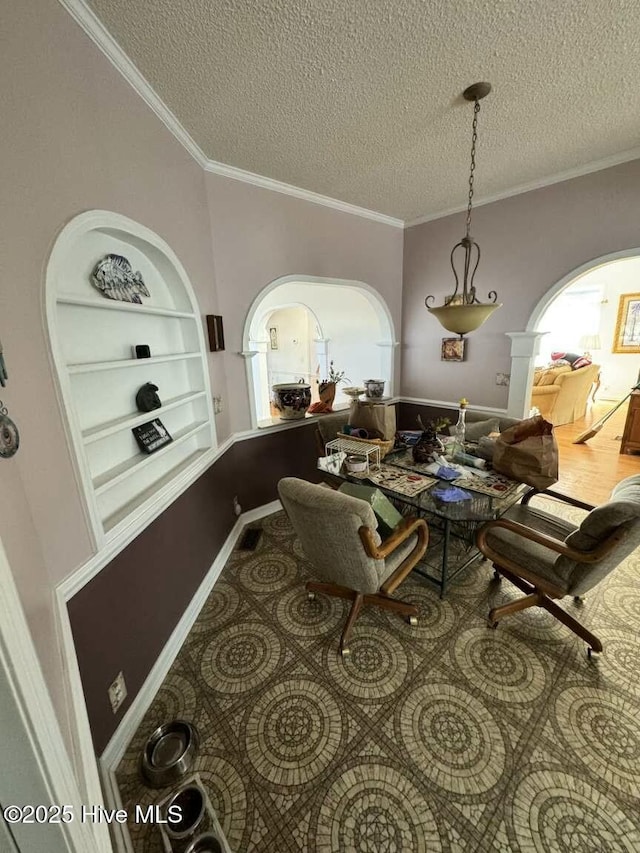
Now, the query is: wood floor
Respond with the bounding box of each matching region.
[553,397,640,505]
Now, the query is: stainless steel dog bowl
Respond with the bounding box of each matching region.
[163,783,208,841]
[140,720,199,788]
[184,833,223,853]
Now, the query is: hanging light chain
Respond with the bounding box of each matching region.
[465,99,481,238]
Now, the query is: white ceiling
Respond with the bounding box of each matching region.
[82,0,640,223]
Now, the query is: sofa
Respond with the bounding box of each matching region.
[531,362,600,425]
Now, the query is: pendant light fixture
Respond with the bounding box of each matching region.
[425,82,501,337]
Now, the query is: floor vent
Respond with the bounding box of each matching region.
[238,528,262,550]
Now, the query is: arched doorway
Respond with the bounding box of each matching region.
[507,249,640,417]
[242,276,397,426]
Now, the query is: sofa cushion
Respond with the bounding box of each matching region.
[536,365,571,386]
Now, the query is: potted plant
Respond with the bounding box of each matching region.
[317,361,350,409]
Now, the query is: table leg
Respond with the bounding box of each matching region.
[440,519,450,598]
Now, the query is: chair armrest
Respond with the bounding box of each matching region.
[476,518,622,563]
[359,516,428,560]
[531,385,560,398]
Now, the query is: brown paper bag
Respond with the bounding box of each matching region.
[492,416,558,489]
[348,402,397,440]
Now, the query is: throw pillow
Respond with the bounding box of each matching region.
[571,356,593,370]
[338,483,403,540]
[539,365,572,385]
[551,351,582,366]
[463,418,502,441]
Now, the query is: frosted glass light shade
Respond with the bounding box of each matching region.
[427,302,502,335]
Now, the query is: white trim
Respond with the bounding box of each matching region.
[202,159,403,227]
[58,442,234,601]
[54,586,111,850]
[98,499,281,853]
[399,395,508,418]
[405,147,640,228]
[0,536,111,853]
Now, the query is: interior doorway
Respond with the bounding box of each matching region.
[243,276,397,426]
[532,255,640,402]
[508,249,640,418]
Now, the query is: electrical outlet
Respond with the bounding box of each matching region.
[108,671,127,714]
[496,372,510,386]
[233,496,242,517]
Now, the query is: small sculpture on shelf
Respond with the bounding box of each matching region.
[91,253,150,304]
[136,382,162,413]
[412,414,450,463]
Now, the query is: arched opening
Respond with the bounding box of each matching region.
[507,248,640,419]
[242,276,397,426]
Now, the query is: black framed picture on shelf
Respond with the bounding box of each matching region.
[132,419,173,454]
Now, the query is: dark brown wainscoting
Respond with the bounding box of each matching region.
[68,422,325,754]
[398,401,459,430]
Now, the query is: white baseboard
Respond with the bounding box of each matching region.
[99,498,282,853]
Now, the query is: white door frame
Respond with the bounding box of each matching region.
[0,535,112,853]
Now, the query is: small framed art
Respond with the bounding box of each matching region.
[269,327,278,350]
[613,293,640,353]
[132,418,173,454]
[441,337,465,361]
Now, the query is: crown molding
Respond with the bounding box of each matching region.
[57,0,403,229]
[405,146,640,228]
[202,159,404,227]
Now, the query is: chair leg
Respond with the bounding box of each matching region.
[364,592,418,620]
[340,594,364,656]
[306,580,357,602]
[539,596,603,654]
[304,581,418,654]
[489,592,543,624]
[489,567,603,654]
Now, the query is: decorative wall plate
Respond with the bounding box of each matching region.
[91,253,150,304]
[0,401,19,458]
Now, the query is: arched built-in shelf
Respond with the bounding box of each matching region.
[46,210,216,548]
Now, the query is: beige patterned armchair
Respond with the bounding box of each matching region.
[477,474,640,656]
[278,477,428,656]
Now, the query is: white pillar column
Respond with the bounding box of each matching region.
[506,331,547,418]
[242,343,266,425]
[375,340,400,396]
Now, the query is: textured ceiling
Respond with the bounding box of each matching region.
[84,0,640,221]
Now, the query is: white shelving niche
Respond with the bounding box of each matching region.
[46,211,216,548]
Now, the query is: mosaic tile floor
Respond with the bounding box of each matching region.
[115,497,640,852]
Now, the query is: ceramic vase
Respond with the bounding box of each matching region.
[271,383,312,420]
[318,380,336,408]
[363,379,385,399]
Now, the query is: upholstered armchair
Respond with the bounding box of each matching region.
[476,475,640,656]
[278,477,428,656]
[530,362,600,425]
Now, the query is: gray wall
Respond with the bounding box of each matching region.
[402,162,640,408]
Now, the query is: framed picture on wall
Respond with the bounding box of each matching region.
[269,327,278,350]
[613,293,640,353]
[441,337,465,361]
